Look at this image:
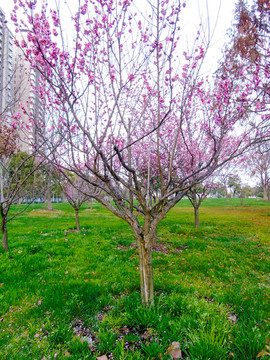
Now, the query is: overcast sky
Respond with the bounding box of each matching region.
[1,0,238,73]
[2,0,237,41]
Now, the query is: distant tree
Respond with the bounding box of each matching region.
[228,175,242,198]
[0,124,17,203]
[41,164,60,209]
[0,150,46,251]
[216,165,236,201]
[210,181,227,198]
[50,174,62,202]
[55,170,101,231]
[220,0,270,121]
[44,166,53,210]
[186,180,216,228]
[239,184,252,205]
[61,176,90,231]
[248,144,270,201]
[254,185,264,198]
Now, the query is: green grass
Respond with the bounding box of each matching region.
[0,198,269,359]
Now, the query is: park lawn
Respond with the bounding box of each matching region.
[0,198,269,359]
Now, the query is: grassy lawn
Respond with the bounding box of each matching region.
[0,198,269,359]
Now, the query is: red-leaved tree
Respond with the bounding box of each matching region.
[219,0,270,124]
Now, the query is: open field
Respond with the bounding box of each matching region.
[0,199,269,359]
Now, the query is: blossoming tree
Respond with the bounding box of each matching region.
[12,0,270,304]
[0,149,47,251]
[186,179,218,229]
[57,172,98,231]
[248,143,270,200]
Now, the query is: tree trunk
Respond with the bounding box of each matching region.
[225,188,229,202]
[134,228,154,306]
[0,163,4,203]
[194,207,199,228]
[263,185,268,201]
[1,216,8,251]
[46,169,53,210]
[75,209,80,231]
[46,188,53,210]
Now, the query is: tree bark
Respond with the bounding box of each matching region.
[137,239,154,305]
[46,187,53,210]
[75,209,80,231]
[46,169,53,210]
[263,185,268,201]
[0,163,4,203]
[194,207,199,228]
[225,186,229,201]
[188,192,200,228]
[1,216,8,251]
[133,223,155,306]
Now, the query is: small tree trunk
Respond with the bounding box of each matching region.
[263,185,268,201]
[128,125,133,214]
[46,169,53,210]
[137,240,154,306]
[1,216,8,251]
[0,163,4,203]
[194,207,199,228]
[225,188,229,202]
[133,226,154,306]
[75,209,80,231]
[46,188,53,210]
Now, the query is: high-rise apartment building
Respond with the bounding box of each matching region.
[0,8,13,120]
[0,9,44,153]
[13,30,45,152]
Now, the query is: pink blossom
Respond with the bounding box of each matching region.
[128,74,135,81]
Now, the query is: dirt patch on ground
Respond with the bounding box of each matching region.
[64,229,79,234]
[117,243,137,251]
[30,209,64,216]
[71,313,160,357]
[152,242,170,253]
[117,241,188,254]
